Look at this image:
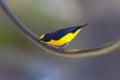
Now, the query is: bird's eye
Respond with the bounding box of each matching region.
[40,34,45,39]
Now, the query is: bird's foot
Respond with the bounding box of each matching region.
[59,42,70,51]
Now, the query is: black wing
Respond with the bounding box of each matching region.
[48,23,89,40]
[51,26,80,40]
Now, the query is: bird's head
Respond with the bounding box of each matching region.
[40,33,51,42]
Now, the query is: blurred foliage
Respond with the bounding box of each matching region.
[0,0,65,47]
[0,1,120,80]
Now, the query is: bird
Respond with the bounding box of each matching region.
[40,23,89,51]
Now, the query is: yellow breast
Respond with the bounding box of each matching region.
[47,29,81,46]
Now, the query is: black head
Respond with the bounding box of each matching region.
[40,33,52,42]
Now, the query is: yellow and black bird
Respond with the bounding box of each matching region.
[40,23,89,51]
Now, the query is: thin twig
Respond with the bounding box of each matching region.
[0,0,120,58]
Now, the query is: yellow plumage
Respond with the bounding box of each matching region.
[40,23,89,51]
[46,29,81,46]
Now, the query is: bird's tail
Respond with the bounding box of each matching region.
[77,23,89,29]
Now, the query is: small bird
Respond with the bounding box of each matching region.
[40,23,89,51]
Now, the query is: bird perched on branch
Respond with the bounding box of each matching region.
[40,23,89,51]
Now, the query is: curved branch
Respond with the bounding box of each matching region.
[0,0,120,58]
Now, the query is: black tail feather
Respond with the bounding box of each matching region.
[77,23,89,29]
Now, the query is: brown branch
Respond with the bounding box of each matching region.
[0,0,120,58]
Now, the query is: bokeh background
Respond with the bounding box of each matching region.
[0,0,120,80]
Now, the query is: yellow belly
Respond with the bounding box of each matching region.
[47,29,81,46]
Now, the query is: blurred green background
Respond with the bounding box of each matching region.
[0,0,120,80]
